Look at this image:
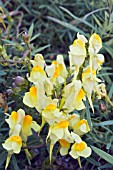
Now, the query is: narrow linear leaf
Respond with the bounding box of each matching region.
[108,84,113,99]
[28,23,34,38]
[32,44,51,55]
[85,100,92,130]
[0,151,7,167]
[86,157,101,166]
[94,121,113,126]
[12,155,20,170]
[91,146,113,165]
[47,16,85,35]
[30,33,40,42]
[60,6,96,31]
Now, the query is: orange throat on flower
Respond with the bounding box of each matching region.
[44,104,56,111]
[32,66,45,74]
[11,111,18,123]
[23,115,32,130]
[54,120,69,129]
[30,86,38,105]
[9,136,22,145]
[59,139,70,148]
[72,141,86,151]
[74,119,90,132]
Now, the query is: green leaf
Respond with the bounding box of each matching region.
[28,23,34,38]
[93,15,102,27]
[47,16,85,35]
[94,121,113,126]
[108,84,113,99]
[91,146,113,165]
[0,70,6,76]
[85,100,92,130]
[12,155,20,170]
[60,6,96,31]
[86,157,101,166]
[0,151,7,167]
[30,33,40,42]
[32,44,51,55]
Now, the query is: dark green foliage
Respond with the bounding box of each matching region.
[0,0,113,169]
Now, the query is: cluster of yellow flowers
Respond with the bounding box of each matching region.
[3,32,111,168]
[2,109,40,169]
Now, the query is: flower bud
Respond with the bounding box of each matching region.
[14,76,25,86]
[12,82,20,92]
[6,89,13,95]
[99,103,106,112]
[23,32,30,43]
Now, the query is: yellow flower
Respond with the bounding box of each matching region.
[63,80,85,112]
[6,109,25,130]
[95,83,113,107]
[82,66,101,113]
[42,97,63,125]
[74,89,86,110]
[48,120,73,163]
[30,53,45,69]
[73,119,90,135]
[2,135,22,169]
[28,65,46,83]
[59,139,70,156]
[89,33,102,56]
[77,32,88,44]
[68,114,80,129]
[23,83,45,112]
[47,120,73,146]
[2,136,22,153]
[88,33,102,73]
[46,55,68,85]
[69,36,86,78]
[44,78,53,96]
[92,54,104,71]
[69,133,91,159]
[23,85,38,108]
[22,114,40,142]
[5,109,40,142]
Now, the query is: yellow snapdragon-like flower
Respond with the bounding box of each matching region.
[82,66,101,112]
[89,33,102,56]
[69,35,87,78]
[59,139,70,156]
[68,115,90,135]
[28,65,46,83]
[77,32,88,44]
[88,33,102,73]
[2,136,22,169]
[69,132,91,159]
[2,136,22,154]
[69,39,86,67]
[23,83,45,112]
[21,114,40,142]
[48,120,73,163]
[95,83,113,107]
[47,120,72,145]
[92,54,104,71]
[63,80,85,112]
[5,109,40,142]
[42,97,63,125]
[6,109,25,131]
[30,53,45,69]
[73,119,90,135]
[68,114,80,129]
[46,55,68,85]
[44,78,53,96]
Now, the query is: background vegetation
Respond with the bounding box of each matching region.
[0,0,113,169]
